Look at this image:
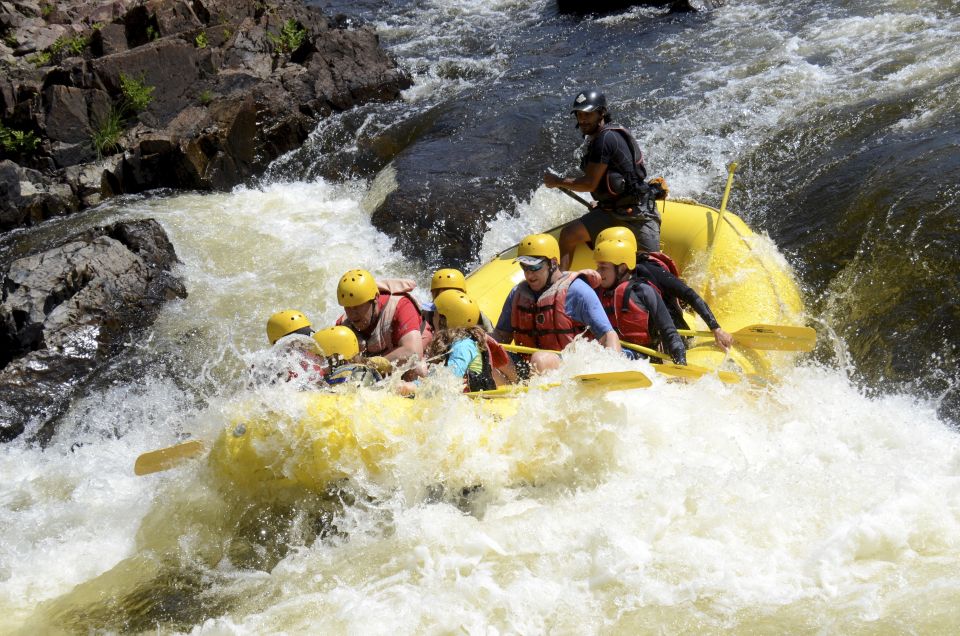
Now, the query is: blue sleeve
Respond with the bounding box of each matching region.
[495,288,516,333]
[446,338,478,378]
[565,278,613,338]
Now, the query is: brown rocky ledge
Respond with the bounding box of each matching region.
[0,0,411,231]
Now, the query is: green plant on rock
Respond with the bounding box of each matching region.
[90,108,123,158]
[195,31,207,48]
[28,50,52,66]
[269,19,306,55]
[51,34,89,57]
[146,25,159,41]
[0,122,41,155]
[119,73,155,113]
[198,90,214,106]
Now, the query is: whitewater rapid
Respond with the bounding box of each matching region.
[3,0,960,631]
[1,180,958,633]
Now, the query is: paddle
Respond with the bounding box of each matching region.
[677,323,817,352]
[546,170,594,209]
[466,370,651,398]
[501,342,739,384]
[710,162,738,249]
[616,341,741,384]
[134,439,205,476]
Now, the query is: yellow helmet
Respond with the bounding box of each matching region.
[312,326,360,360]
[516,233,560,263]
[266,310,313,344]
[434,289,480,328]
[595,226,638,252]
[337,269,378,307]
[594,239,637,269]
[430,268,467,293]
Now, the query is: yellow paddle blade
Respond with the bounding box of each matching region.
[134,440,205,476]
[676,324,817,352]
[573,370,652,390]
[467,370,651,398]
[733,324,817,352]
[652,363,740,384]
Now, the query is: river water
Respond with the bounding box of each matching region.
[2,0,959,633]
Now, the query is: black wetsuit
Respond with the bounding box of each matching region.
[634,255,721,332]
[623,282,687,365]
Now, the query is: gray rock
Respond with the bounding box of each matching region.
[0,218,186,442]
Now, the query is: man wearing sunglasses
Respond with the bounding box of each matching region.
[492,233,620,375]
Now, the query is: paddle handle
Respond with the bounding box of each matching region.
[546,170,593,209]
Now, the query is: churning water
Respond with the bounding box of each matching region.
[2,0,959,632]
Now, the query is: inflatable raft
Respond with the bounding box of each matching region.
[209,199,805,498]
[465,199,805,378]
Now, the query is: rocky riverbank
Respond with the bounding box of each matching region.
[0,0,411,231]
[0,0,412,440]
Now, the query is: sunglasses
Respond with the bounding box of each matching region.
[521,261,545,272]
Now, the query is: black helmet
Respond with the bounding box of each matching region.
[570,90,606,114]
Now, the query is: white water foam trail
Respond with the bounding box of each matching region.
[2,176,958,632]
[180,350,960,634]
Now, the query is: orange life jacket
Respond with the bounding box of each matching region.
[509,270,601,351]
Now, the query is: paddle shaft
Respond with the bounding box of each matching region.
[546,170,594,209]
[677,323,817,352]
[714,162,738,244]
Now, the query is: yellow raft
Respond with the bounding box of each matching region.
[210,199,805,498]
[466,199,805,378]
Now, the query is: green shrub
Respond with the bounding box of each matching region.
[0,122,41,155]
[28,51,52,67]
[195,31,207,48]
[119,73,155,113]
[198,90,214,106]
[146,25,159,41]
[91,109,123,158]
[51,34,88,56]
[269,19,306,54]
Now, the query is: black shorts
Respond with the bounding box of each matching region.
[507,351,532,381]
[578,208,661,252]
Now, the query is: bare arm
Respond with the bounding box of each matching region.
[385,329,423,364]
[599,330,622,352]
[543,162,606,192]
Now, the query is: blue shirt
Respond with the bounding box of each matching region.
[446,337,480,378]
[495,276,613,339]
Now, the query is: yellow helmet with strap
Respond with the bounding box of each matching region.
[434,290,480,328]
[594,239,637,269]
[595,226,637,252]
[312,326,360,360]
[337,269,378,307]
[516,233,560,263]
[430,268,467,293]
[266,310,312,344]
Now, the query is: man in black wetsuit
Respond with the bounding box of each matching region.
[543,90,665,268]
[595,226,735,352]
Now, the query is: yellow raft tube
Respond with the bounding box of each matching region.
[210,199,805,499]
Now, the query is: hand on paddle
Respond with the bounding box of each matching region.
[712,327,734,352]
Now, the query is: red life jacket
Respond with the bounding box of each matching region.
[643,251,680,278]
[509,270,601,351]
[337,278,433,356]
[599,279,656,346]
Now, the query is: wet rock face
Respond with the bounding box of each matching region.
[0,0,412,231]
[0,218,186,442]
